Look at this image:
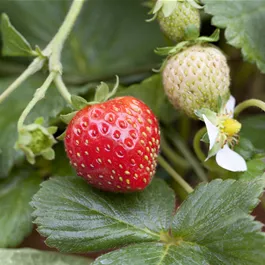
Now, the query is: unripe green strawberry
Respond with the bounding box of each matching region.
[157,2,200,42]
[162,44,230,118]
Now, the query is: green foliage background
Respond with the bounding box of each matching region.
[0,0,265,264]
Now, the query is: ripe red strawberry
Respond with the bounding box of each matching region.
[64,96,160,192]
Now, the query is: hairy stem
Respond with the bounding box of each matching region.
[234,99,265,118]
[193,127,207,163]
[179,114,191,142]
[49,0,85,73]
[158,156,194,194]
[160,133,189,170]
[17,72,56,130]
[0,58,45,104]
[0,0,85,105]
[193,127,224,175]
[167,129,208,182]
[54,75,72,104]
[16,0,85,130]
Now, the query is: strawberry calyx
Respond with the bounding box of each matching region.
[70,75,120,111]
[154,29,220,72]
[156,28,220,57]
[58,76,120,140]
[60,75,120,124]
[147,0,202,22]
[15,117,57,164]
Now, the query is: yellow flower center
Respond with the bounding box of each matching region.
[222,118,241,137]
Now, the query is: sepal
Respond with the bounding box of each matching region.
[155,29,220,58]
[15,117,57,164]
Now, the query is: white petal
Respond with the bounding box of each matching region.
[224,96,236,117]
[216,145,247,172]
[202,114,219,150]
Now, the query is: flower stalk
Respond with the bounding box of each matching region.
[234,99,265,118]
[0,0,86,106]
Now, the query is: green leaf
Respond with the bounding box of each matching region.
[117,74,179,123]
[0,170,41,247]
[207,141,221,160]
[32,175,265,263]
[201,132,209,144]
[94,82,109,102]
[56,131,66,141]
[234,137,259,160]
[1,13,35,56]
[202,0,265,73]
[71,95,89,110]
[0,76,87,177]
[0,248,93,265]
[238,158,265,181]
[171,178,265,265]
[197,28,220,42]
[47,126,58,134]
[42,147,55,160]
[194,108,217,124]
[93,242,209,265]
[240,115,265,151]
[31,177,175,252]
[60,111,78,124]
[0,0,165,82]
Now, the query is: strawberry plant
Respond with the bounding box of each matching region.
[1,0,265,264]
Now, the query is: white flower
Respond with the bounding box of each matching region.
[197,96,247,172]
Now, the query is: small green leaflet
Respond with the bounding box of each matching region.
[32,176,265,264]
[1,13,36,57]
[94,82,110,102]
[234,138,261,161]
[71,95,90,110]
[202,0,265,73]
[0,249,92,265]
[0,170,41,247]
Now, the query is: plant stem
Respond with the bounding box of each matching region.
[17,72,56,130]
[16,0,85,130]
[179,114,191,142]
[54,75,72,104]
[193,127,224,175]
[234,99,265,118]
[160,133,189,170]
[193,127,207,163]
[158,156,194,194]
[0,58,45,104]
[49,0,85,73]
[167,129,208,182]
[0,0,85,105]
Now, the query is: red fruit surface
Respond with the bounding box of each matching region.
[64,96,160,192]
